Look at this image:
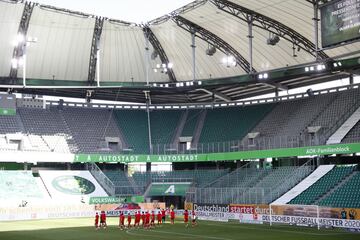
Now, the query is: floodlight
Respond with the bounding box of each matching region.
[305,67,309,72]
[167,62,173,69]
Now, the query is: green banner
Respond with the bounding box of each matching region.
[0,108,16,116]
[147,183,191,197]
[74,143,360,163]
[89,196,144,205]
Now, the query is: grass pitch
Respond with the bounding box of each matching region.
[0,217,359,240]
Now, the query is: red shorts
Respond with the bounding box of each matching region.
[184,218,188,223]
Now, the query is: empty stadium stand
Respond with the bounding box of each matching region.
[318,170,360,208]
[190,164,313,204]
[150,110,182,145]
[0,86,359,154]
[62,108,124,153]
[113,110,149,153]
[0,115,20,134]
[133,169,229,189]
[289,166,355,205]
[199,104,274,143]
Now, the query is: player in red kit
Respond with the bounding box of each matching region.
[151,211,155,227]
[184,210,189,227]
[141,211,146,227]
[100,211,107,229]
[145,211,151,229]
[127,213,132,228]
[170,210,175,225]
[157,210,162,225]
[161,209,166,223]
[95,212,99,230]
[134,211,140,228]
[119,212,125,230]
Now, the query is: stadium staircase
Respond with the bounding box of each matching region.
[288,165,355,205]
[191,110,207,147]
[171,110,189,146]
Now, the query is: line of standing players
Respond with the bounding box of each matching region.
[95,209,197,230]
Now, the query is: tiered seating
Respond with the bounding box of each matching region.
[342,121,360,143]
[150,110,182,144]
[250,94,335,140]
[0,115,20,134]
[113,110,149,154]
[62,108,122,153]
[103,170,137,195]
[210,167,269,188]
[289,166,354,205]
[199,104,274,143]
[133,169,229,188]
[253,167,298,189]
[318,170,360,208]
[181,110,202,137]
[18,108,74,152]
[103,170,130,186]
[309,88,360,142]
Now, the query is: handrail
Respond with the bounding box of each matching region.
[87,163,115,195]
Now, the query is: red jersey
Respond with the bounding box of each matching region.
[100,212,106,221]
[161,210,166,217]
[141,214,146,223]
[184,211,189,221]
[127,214,132,223]
[170,211,175,219]
[151,213,155,222]
[157,212,162,221]
[146,213,150,223]
[95,214,99,224]
[135,212,140,223]
[120,214,125,225]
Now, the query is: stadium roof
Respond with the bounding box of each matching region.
[0,0,359,103]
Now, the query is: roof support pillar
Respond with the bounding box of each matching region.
[247,14,254,74]
[313,0,320,61]
[88,17,104,86]
[9,2,35,85]
[191,30,196,81]
[145,32,150,85]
